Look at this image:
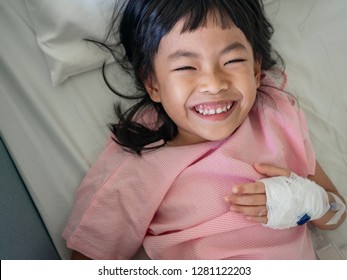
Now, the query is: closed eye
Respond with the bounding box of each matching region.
[224,58,246,66]
[173,66,196,71]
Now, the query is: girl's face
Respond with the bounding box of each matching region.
[145,16,261,146]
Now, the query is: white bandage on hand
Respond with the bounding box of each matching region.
[260,173,330,229]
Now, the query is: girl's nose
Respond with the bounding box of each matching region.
[198,69,229,94]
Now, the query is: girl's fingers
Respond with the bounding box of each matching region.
[253,162,291,177]
[224,162,292,226]
[224,182,266,205]
[247,216,268,224]
[227,193,266,206]
[230,205,267,218]
[231,182,265,195]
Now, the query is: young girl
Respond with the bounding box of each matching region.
[62,0,346,259]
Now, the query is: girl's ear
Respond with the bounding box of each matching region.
[254,59,262,88]
[144,76,161,103]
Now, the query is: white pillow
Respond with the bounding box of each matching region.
[25,0,273,87]
[25,0,118,86]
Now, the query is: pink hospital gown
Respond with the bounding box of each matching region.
[62,77,317,260]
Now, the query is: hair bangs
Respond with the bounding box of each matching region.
[180,1,236,33]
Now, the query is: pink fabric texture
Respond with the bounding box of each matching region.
[62,76,316,259]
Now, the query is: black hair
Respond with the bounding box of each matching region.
[100,0,284,155]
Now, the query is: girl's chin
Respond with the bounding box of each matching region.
[172,131,234,146]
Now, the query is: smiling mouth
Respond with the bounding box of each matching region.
[192,101,234,116]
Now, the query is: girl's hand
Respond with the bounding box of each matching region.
[224,163,291,224]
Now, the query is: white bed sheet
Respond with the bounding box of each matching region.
[0,0,121,259]
[1,0,346,260]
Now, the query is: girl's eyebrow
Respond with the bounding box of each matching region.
[221,41,247,55]
[167,41,247,61]
[167,50,200,61]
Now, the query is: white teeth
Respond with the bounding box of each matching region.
[194,102,234,116]
[216,108,223,114]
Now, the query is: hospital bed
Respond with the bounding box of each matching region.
[0,0,346,260]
